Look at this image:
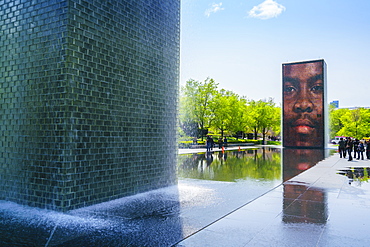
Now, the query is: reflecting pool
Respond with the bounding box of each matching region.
[178,148,281,182]
[0,147,333,246]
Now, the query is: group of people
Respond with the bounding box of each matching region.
[206,136,227,152]
[338,137,370,161]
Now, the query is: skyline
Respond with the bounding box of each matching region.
[180,0,370,108]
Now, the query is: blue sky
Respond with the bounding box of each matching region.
[180,0,370,108]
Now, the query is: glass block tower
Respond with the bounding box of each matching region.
[0,0,180,211]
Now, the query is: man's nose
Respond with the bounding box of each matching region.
[293,97,314,113]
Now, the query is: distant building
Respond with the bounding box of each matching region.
[330,101,339,108]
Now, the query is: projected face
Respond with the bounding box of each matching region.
[283,61,324,147]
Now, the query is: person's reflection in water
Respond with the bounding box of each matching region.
[282,148,328,224]
[282,148,325,181]
[206,152,213,166]
[217,152,227,162]
[218,152,223,161]
[346,170,354,185]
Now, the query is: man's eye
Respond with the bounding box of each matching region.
[284,86,296,93]
[311,85,323,92]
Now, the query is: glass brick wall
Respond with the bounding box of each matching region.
[0,0,180,211]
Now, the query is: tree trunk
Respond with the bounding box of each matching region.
[254,128,258,140]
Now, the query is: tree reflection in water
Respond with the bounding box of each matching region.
[338,167,370,186]
[177,148,281,182]
[178,147,335,225]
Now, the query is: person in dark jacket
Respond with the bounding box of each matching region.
[338,137,346,158]
[218,137,223,149]
[206,136,212,152]
[357,140,365,160]
[353,139,359,159]
[346,137,353,161]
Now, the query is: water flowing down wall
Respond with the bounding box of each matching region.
[0,0,180,211]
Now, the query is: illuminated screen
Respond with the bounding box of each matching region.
[282,59,327,148]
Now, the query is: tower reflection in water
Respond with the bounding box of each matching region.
[178,148,332,224]
[282,148,328,224]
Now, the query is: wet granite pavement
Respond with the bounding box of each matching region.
[1,146,370,246]
[177,148,370,247]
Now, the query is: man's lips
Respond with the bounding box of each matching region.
[292,120,315,134]
[292,119,314,127]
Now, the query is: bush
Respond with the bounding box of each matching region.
[178,140,205,148]
[178,138,281,148]
[266,141,281,145]
[244,139,260,144]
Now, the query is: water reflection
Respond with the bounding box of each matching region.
[283,182,328,224]
[282,148,330,224]
[1,147,337,245]
[179,147,332,225]
[338,167,370,185]
[177,148,281,182]
[282,148,325,181]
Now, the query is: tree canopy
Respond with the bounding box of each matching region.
[181,77,370,142]
[179,78,281,141]
[331,107,370,139]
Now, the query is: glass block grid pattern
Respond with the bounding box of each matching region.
[0,0,180,211]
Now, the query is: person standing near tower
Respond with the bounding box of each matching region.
[346,137,353,161]
[338,137,346,158]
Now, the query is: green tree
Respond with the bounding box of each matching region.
[244,100,259,139]
[245,98,280,142]
[360,109,370,137]
[179,77,281,143]
[329,105,348,139]
[179,78,218,140]
[266,104,281,139]
[336,108,370,139]
[228,96,249,138]
[209,89,245,138]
